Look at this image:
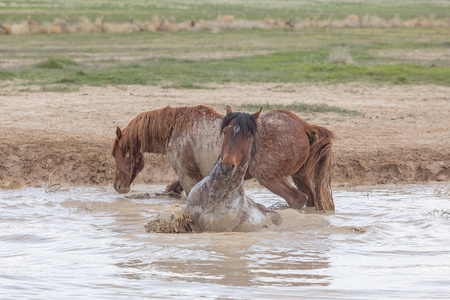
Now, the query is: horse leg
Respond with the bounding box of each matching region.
[259,177,309,210]
[165,178,184,195]
[291,168,315,207]
[253,202,282,226]
[177,172,203,197]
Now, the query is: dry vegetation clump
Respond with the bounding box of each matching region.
[263,18,294,29]
[151,16,175,32]
[328,46,354,64]
[0,23,12,34]
[1,14,449,35]
[293,14,450,29]
[8,19,38,34]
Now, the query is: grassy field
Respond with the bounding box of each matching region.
[1,0,449,23]
[0,1,449,89]
[237,102,360,115]
[0,26,448,88]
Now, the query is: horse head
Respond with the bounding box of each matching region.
[219,106,262,177]
[112,127,145,193]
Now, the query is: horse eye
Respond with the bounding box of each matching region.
[112,153,116,158]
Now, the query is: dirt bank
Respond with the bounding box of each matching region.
[0,83,449,190]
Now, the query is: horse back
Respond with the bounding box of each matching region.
[250,110,310,179]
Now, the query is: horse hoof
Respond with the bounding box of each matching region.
[267,211,283,226]
[165,180,184,195]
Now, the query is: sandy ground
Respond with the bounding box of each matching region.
[0,82,449,190]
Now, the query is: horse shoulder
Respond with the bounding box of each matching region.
[189,118,223,176]
[192,187,245,232]
[167,118,222,184]
[187,175,210,211]
[200,204,243,232]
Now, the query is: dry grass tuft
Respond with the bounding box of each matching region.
[0,23,12,34]
[328,46,354,65]
[1,14,449,35]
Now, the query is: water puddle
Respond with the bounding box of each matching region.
[1,184,449,299]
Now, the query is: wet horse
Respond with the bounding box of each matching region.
[112,105,335,211]
[187,109,282,232]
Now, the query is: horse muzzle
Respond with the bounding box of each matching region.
[113,181,130,194]
[219,163,235,177]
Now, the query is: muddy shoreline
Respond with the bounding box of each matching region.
[0,83,449,190]
[0,131,447,190]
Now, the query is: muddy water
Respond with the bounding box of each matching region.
[1,185,449,299]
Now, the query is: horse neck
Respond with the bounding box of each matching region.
[208,159,249,199]
[124,113,170,155]
[133,106,222,155]
[142,134,167,154]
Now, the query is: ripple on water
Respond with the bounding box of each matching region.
[0,184,449,299]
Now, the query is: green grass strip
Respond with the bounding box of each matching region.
[237,102,360,115]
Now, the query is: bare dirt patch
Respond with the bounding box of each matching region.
[77,50,273,63]
[0,83,449,190]
[376,49,450,61]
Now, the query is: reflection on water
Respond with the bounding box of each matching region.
[1,184,449,299]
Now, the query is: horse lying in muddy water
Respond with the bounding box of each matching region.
[112,105,335,211]
[146,109,281,233]
[186,109,282,232]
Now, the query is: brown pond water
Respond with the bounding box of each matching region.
[1,184,449,299]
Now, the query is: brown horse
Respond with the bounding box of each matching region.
[112,105,335,211]
[187,109,282,232]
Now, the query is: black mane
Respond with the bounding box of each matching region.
[221,112,259,159]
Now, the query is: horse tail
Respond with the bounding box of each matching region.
[304,124,335,211]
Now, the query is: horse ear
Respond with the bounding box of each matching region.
[226,106,233,115]
[252,108,262,121]
[116,127,122,139]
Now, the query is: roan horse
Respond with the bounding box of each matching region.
[112,105,335,211]
[187,109,282,232]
